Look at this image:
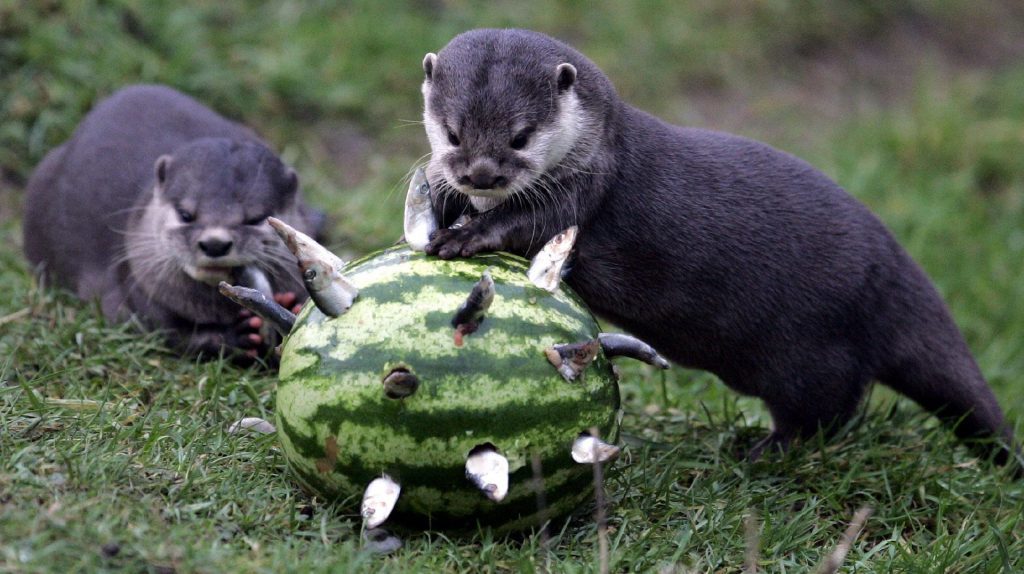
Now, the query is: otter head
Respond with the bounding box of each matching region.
[422,29,605,212]
[129,138,305,301]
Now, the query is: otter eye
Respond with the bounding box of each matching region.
[510,127,535,150]
[447,129,460,146]
[510,131,531,150]
[176,208,195,223]
[244,215,266,226]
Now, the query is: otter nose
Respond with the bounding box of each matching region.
[460,169,507,190]
[466,173,508,190]
[460,160,507,190]
[198,238,233,258]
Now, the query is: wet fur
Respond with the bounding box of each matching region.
[422,29,1018,466]
[23,84,322,356]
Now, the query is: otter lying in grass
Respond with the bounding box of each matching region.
[24,84,323,359]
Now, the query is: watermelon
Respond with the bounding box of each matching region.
[274,245,621,532]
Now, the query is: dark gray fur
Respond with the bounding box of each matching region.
[24,84,322,357]
[423,29,1017,465]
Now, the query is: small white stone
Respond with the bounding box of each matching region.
[361,475,401,529]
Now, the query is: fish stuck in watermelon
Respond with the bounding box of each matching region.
[221,222,668,534]
[267,217,358,317]
[402,168,437,252]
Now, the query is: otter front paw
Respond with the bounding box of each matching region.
[273,291,303,315]
[234,291,301,357]
[234,312,272,360]
[425,226,499,259]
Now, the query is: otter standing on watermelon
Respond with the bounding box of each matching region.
[419,29,1019,467]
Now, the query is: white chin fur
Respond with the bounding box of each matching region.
[185,264,235,285]
[453,184,513,212]
[468,194,508,212]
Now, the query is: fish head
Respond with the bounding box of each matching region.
[301,261,333,293]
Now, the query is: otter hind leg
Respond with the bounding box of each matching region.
[746,362,871,461]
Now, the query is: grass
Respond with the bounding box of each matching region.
[3,1,1024,572]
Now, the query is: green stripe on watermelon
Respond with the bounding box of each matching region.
[279,350,616,416]
[278,396,617,451]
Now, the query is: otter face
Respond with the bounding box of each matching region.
[422,40,589,212]
[129,139,303,289]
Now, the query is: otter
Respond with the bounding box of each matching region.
[420,29,1018,466]
[23,84,323,358]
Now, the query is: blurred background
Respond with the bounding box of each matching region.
[3,0,1023,412]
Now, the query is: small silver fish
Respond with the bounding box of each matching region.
[597,332,671,369]
[268,217,358,317]
[571,434,621,464]
[451,269,495,346]
[527,226,579,292]
[218,282,296,337]
[237,266,273,298]
[403,168,437,251]
[449,214,472,229]
[465,445,510,502]
[544,339,601,382]
[361,474,401,529]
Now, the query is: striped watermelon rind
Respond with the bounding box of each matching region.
[276,246,621,532]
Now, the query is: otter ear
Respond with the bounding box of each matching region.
[556,63,576,93]
[155,155,172,185]
[423,53,437,81]
[284,167,299,196]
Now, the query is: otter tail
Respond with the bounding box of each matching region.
[876,265,1019,471]
[879,347,1015,462]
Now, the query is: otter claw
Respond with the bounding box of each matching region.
[426,224,495,259]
